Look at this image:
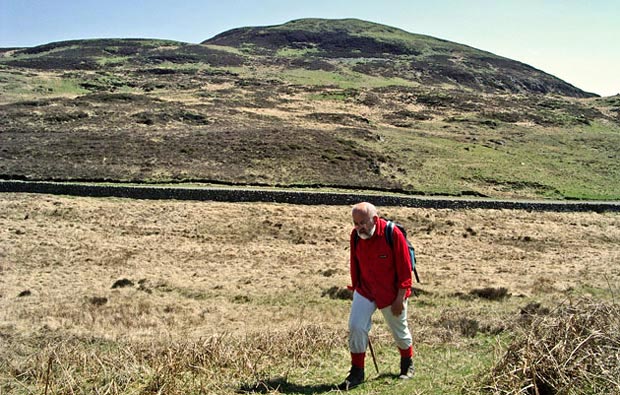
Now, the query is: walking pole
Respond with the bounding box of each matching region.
[367,336,379,374]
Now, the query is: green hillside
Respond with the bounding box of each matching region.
[1,19,619,200]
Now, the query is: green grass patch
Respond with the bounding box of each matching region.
[95,56,131,66]
[275,46,321,57]
[44,77,90,95]
[410,338,498,395]
[307,88,359,101]
[0,45,82,61]
[278,68,417,89]
[219,65,415,89]
[373,121,620,199]
[0,70,89,101]
[201,44,245,56]
[566,284,619,300]
[281,333,501,395]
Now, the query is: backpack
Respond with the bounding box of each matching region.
[385,220,420,283]
[353,219,420,283]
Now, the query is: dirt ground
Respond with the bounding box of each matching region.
[1,192,619,344]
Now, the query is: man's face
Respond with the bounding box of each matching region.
[353,211,376,240]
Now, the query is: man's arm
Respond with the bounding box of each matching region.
[349,230,359,290]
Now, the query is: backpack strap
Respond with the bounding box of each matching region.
[386,220,419,282]
[385,220,395,247]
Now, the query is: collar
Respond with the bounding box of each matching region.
[371,217,387,239]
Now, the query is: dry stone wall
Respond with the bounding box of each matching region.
[1,180,618,212]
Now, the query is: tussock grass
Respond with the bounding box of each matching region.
[470,287,511,301]
[476,299,620,394]
[0,325,343,395]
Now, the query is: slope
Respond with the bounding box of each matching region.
[1,19,619,200]
[204,18,596,97]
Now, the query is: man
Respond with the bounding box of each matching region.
[339,202,415,390]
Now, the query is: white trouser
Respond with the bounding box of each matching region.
[348,290,412,353]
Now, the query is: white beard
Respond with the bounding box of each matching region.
[357,224,376,240]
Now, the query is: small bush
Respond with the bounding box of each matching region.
[111,278,134,289]
[470,287,510,301]
[439,316,481,338]
[88,296,108,306]
[321,286,353,300]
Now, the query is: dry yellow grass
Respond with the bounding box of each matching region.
[480,299,620,394]
[1,193,619,394]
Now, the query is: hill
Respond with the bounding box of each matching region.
[1,18,619,200]
[204,18,594,97]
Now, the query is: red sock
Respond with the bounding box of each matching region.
[351,352,366,368]
[399,346,414,358]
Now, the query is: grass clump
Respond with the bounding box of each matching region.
[476,299,620,394]
[0,325,345,395]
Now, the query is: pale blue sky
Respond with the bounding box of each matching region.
[1,0,618,96]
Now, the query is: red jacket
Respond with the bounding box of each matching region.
[350,218,412,309]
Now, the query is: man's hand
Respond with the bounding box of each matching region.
[391,298,404,316]
[391,288,408,316]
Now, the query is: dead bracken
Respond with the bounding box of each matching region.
[478,299,620,394]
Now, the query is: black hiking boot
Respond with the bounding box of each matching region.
[399,357,415,379]
[337,365,364,390]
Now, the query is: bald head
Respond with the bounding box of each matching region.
[352,202,378,240]
[352,202,377,218]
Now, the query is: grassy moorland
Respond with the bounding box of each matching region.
[1,18,619,395]
[1,19,619,200]
[1,193,619,394]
